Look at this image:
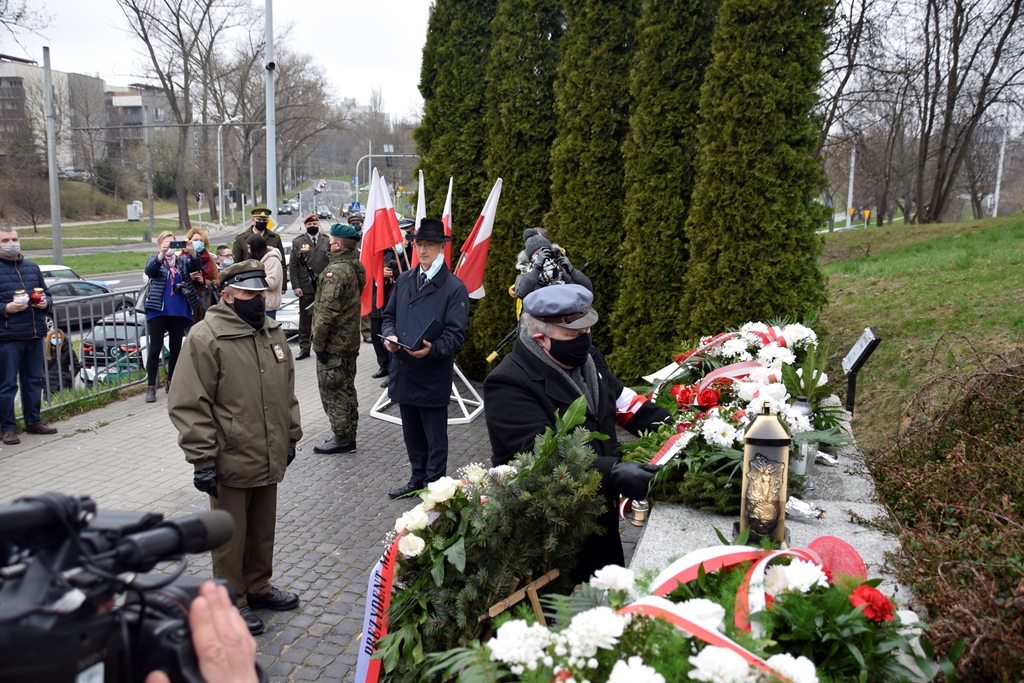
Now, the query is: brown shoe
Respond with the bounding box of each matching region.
[2,431,20,445]
[26,423,58,435]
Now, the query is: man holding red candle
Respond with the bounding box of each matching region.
[0,226,58,445]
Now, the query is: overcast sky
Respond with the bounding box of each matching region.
[7,0,430,119]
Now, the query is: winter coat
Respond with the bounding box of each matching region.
[231,227,286,289]
[167,302,302,488]
[0,255,52,341]
[381,262,469,407]
[288,231,330,293]
[483,339,671,578]
[144,254,199,317]
[261,249,284,311]
[311,248,365,356]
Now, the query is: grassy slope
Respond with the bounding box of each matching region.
[819,215,1024,451]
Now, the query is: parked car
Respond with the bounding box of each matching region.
[39,264,108,288]
[275,292,300,340]
[79,310,168,385]
[316,204,333,219]
[46,278,135,331]
[277,202,293,215]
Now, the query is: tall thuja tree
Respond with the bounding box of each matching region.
[680,0,829,339]
[545,0,639,352]
[414,0,495,240]
[608,0,718,382]
[464,0,565,375]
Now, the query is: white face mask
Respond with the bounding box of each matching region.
[1,242,20,257]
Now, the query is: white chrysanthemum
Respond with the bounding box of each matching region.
[591,565,636,593]
[782,410,813,435]
[489,464,517,480]
[741,322,770,336]
[678,598,726,633]
[462,463,488,485]
[688,646,755,683]
[764,559,829,595]
[765,653,818,683]
[718,338,754,361]
[562,606,627,658]
[421,477,460,505]
[781,323,818,348]
[757,343,797,368]
[608,656,665,683]
[701,417,739,448]
[677,429,698,448]
[395,504,430,533]
[486,619,553,671]
[397,533,425,557]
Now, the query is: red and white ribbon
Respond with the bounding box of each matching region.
[618,596,790,681]
[650,545,770,597]
[355,532,404,683]
[697,361,763,393]
[734,548,823,636]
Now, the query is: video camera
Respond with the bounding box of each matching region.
[0,492,262,683]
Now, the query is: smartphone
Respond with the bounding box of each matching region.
[169,240,188,249]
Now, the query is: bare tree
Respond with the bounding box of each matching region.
[116,0,242,231]
[0,0,49,49]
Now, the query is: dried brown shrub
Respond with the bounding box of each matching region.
[868,336,1024,680]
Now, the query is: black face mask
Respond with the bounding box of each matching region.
[230,295,266,329]
[547,332,592,368]
[253,222,267,232]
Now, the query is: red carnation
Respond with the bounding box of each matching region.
[697,387,720,408]
[677,422,693,433]
[850,585,895,623]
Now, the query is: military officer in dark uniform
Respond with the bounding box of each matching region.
[231,207,285,264]
[289,214,331,360]
[311,224,366,454]
[168,260,303,635]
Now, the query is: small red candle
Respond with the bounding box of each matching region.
[29,288,44,305]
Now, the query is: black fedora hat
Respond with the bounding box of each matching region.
[412,218,452,243]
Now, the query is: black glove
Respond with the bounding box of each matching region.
[557,251,574,273]
[287,447,296,466]
[531,247,553,270]
[193,466,219,499]
[607,462,663,500]
[315,350,328,365]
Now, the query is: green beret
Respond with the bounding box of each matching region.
[330,223,360,239]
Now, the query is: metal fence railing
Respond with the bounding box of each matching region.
[39,290,168,414]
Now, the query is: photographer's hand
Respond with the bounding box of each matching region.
[145,582,258,683]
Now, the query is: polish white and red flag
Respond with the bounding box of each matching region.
[410,170,428,269]
[454,178,502,299]
[440,176,453,268]
[360,168,403,316]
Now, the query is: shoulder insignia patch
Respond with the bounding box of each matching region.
[325,272,333,279]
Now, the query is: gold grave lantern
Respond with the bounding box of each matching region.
[738,403,791,547]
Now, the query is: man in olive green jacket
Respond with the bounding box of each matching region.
[168,260,302,636]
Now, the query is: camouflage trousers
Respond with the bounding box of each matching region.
[317,354,358,443]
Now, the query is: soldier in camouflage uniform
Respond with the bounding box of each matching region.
[311,224,366,454]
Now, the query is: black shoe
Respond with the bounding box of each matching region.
[295,351,310,360]
[371,368,388,379]
[238,605,265,635]
[165,381,171,394]
[145,387,156,403]
[247,587,300,611]
[380,379,388,388]
[313,438,357,454]
[388,481,423,500]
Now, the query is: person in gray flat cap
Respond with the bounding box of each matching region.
[483,284,671,582]
[168,259,302,636]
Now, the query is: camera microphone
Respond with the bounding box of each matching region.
[116,511,234,566]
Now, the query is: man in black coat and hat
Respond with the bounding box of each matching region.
[382,218,469,499]
[483,284,671,581]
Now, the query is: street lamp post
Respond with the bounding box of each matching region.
[217,115,241,230]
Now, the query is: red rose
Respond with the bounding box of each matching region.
[553,670,573,682]
[670,385,695,407]
[677,422,693,433]
[697,388,720,408]
[765,593,775,608]
[675,350,695,364]
[850,585,895,622]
